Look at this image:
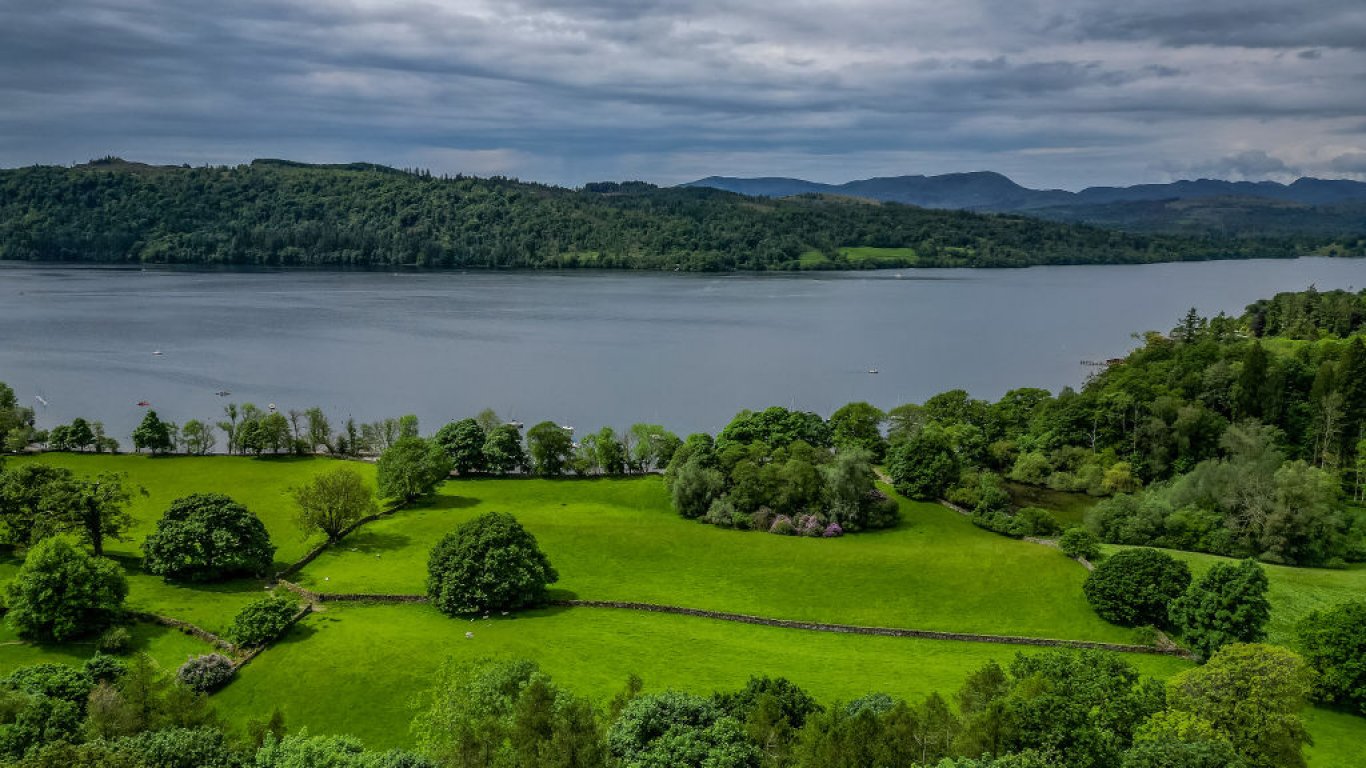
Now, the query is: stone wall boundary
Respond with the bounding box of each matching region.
[552,600,1193,658]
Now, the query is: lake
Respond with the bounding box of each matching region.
[2,258,1364,445]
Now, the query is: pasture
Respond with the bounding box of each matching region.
[4,453,1364,765]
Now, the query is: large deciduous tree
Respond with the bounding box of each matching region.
[4,536,127,641]
[482,423,529,475]
[1170,559,1271,660]
[1296,601,1366,714]
[886,426,960,500]
[131,410,174,454]
[828,402,887,460]
[1083,548,1190,628]
[292,467,378,542]
[1166,644,1313,768]
[608,691,758,768]
[376,436,452,503]
[527,421,575,476]
[427,512,558,615]
[142,493,276,581]
[434,418,488,475]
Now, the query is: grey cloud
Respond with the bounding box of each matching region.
[1182,150,1299,180]
[1331,153,1366,173]
[0,0,1364,189]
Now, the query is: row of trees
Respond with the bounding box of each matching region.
[1082,548,1272,660]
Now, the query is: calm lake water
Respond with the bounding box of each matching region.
[2,259,1364,444]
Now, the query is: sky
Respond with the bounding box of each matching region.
[3,0,1366,189]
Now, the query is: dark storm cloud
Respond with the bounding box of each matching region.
[1,0,1364,187]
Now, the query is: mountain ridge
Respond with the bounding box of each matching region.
[682,172,1366,210]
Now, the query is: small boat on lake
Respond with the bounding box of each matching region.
[137,400,151,407]
[214,390,231,397]
[152,350,163,356]
[33,395,48,407]
[867,368,879,374]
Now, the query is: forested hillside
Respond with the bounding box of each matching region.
[877,287,1366,567]
[0,158,1355,270]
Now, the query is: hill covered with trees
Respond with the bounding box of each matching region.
[0,158,1358,271]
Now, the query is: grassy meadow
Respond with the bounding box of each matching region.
[294,476,1137,642]
[2,453,1364,764]
[213,602,1192,751]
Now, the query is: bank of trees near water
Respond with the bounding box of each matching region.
[881,288,1366,567]
[1,158,1354,272]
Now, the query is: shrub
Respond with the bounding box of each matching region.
[427,512,558,616]
[822,522,844,538]
[750,506,775,533]
[1083,548,1190,628]
[1013,507,1060,537]
[862,489,900,530]
[82,653,127,684]
[3,537,127,641]
[1296,601,1366,713]
[143,494,276,582]
[229,594,299,647]
[670,458,725,520]
[1059,527,1101,560]
[704,497,737,528]
[5,663,94,704]
[1170,559,1270,660]
[797,514,823,537]
[177,654,235,692]
[96,625,133,654]
[769,515,795,536]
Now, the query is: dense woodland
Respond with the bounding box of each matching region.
[0,158,1358,271]
[879,288,1366,567]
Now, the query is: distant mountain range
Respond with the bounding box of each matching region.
[681,173,1366,236]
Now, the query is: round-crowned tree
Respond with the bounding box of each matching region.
[1170,559,1271,661]
[142,493,276,581]
[4,537,127,641]
[1296,601,1366,714]
[427,512,558,615]
[1083,548,1190,628]
[886,427,960,500]
[377,436,453,503]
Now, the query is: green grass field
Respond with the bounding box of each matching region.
[213,602,1191,751]
[294,477,1139,642]
[839,246,919,266]
[0,619,215,678]
[9,453,376,565]
[797,247,919,268]
[4,454,1364,764]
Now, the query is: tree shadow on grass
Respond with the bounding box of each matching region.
[272,620,318,647]
[112,553,268,596]
[333,529,411,554]
[417,494,480,511]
